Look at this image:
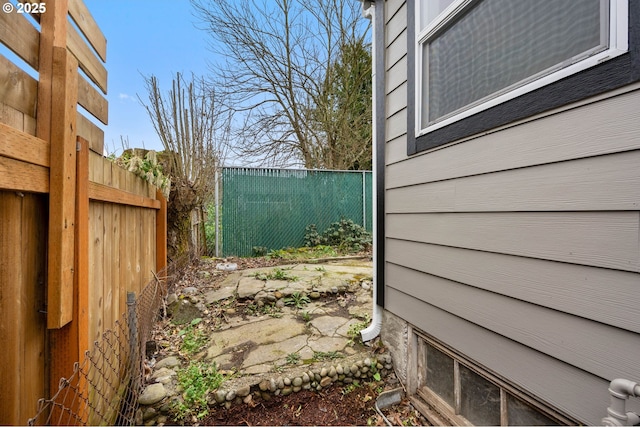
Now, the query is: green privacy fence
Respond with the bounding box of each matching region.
[220,167,372,257]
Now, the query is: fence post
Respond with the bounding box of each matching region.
[38,0,79,329]
[215,169,220,257]
[362,171,367,229]
[127,292,140,393]
[155,189,167,274]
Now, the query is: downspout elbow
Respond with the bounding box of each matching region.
[361,304,382,342]
[602,379,640,426]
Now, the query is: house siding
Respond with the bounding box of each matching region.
[380,0,640,424]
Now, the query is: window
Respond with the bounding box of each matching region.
[407,0,637,154]
[415,335,575,426]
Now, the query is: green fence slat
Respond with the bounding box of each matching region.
[220,167,373,257]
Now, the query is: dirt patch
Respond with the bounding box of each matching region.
[201,384,379,426]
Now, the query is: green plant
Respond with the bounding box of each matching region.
[111,149,171,198]
[300,311,312,322]
[267,245,338,260]
[347,313,371,345]
[342,380,361,395]
[245,302,282,318]
[177,318,208,354]
[204,202,218,255]
[285,352,301,365]
[304,218,372,253]
[312,351,344,361]
[174,361,225,420]
[284,292,310,309]
[253,267,298,282]
[252,246,268,256]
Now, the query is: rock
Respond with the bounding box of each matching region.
[320,367,328,377]
[292,377,303,387]
[320,377,332,387]
[329,366,336,377]
[350,364,358,374]
[138,383,167,405]
[157,415,168,425]
[243,395,253,404]
[151,367,175,379]
[236,385,251,397]
[336,364,344,375]
[142,407,157,421]
[259,379,270,391]
[274,291,283,299]
[309,291,321,299]
[331,287,338,294]
[166,293,178,306]
[275,299,285,308]
[198,271,211,279]
[293,386,301,393]
[183,286,198,295]
[302,372,310,383]
[361,282,371,290]
[225,390,236,401]
[270,378,277,392]
[155,356,180,369]
[284,377,291,386]
[225,308,236,315]
[364,357,372,367]
[168,299,203,325]
[281,387,293,396]
[215,390,226,404]
[216,262,237,271]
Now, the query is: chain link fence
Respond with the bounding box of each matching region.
[27,255,191,426]
[220,167,373,257]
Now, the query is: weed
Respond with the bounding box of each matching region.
[312,351,344,361]
[315,266,326,272]
[300,311,311,322]
[347,313,371,345]
[342,380,361,395]
[285,352,301,365]
[252,246,268,256]
[267,245,338,260]
[174,361,225,420]
[253,267,299,282]
[284,292,310,309]
[245,302,283,318]
[177,318,208,354]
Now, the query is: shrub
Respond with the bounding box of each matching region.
[304,218,372,253]
[174,361,225,420]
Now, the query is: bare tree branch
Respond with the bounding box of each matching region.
[191,0,371,169]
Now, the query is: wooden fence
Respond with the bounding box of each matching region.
[0,1,167,424]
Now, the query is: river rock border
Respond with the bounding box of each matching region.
[138,353,394,425]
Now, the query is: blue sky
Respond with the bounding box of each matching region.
[84,0,215,155]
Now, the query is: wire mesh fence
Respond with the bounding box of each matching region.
[220,167,373,257]
[27,255,192,426]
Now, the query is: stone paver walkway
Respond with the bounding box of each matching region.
[201,261,374,376]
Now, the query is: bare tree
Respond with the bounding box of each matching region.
[140,72,230,257]
[191,0,371,169]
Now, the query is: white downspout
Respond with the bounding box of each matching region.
[602,378,640,426]
[360,0,383,342]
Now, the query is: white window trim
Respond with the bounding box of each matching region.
[415,0,629,138]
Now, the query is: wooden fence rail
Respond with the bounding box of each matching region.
[0,1,167,424]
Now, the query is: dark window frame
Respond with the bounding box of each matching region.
[407,0,640,155]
